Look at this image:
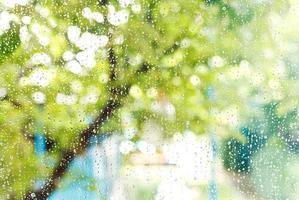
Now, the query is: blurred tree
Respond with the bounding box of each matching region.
[0,0,296,199]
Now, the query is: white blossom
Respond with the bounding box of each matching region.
[56,93,77,105]
[20,26,31,43]
[82,7,92,19]
[62,51,75,61]
[21,16,31,25]
[65,60,83,75]
[31,23,41,34]
[28,69,56,87]
[119,0,134,8]
[76,32,108,51]
[0,87,7,98]
[38,36,49,46]
[131,3,141,13]
[82,7,104,23]
[32,91,46,104]
[189,75,201,86]
[31,53,52,66]
[208,55,225,68]
[76,50,96,68]
[108,5,129,26]
[0,11,14,32]
[67,26,81,43]
[92,12,104,23]
[35,5,50,18]
[2,0,29,8]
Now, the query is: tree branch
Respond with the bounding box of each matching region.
[24,98,123,200]
[108,47,117,81]
[24,39,178,199]
[98,0,109,6]
[24,42,124,199]
[1,95,22,108]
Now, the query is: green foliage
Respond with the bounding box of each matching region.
[0,25,20,63]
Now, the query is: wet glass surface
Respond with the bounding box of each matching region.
[0,0,299,199]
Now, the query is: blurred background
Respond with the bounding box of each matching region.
[0,0,299,199]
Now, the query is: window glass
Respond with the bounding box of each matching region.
[0,0,298,199]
